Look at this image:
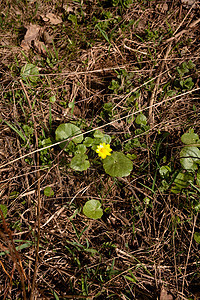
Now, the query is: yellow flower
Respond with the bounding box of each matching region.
[96,143,112,159]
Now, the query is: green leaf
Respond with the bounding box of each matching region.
[197,169,200,187]
[94,130,104,139]
[4,121,26,142]
[52,291,60,300]
[103,152,133,177]
[194,232,200,244]
[159,166,171,178]
[84,248,98,256]
[171,172,193,193]
[135,114,147,126]
[102,134,112,144]
[23,124,34,137]
[126,153,137,160]
[181,132,199,145]
[183,77,194,90]
[160,179,169,192]
[0,204,8,219]
[75,144,87,155]
[83,200,103,219]
[83,137,94,147]
[134,128,143,135]
[132,137,141,147]
[124,275,137,283]
[70,154,90,171]
[68,14,77,25]
[21,63,40,83]
[0,240,33,257]
[187,60,195,69]
[50,95,56,103]
[9,191,19,199]
[180,146,200,171]
[194,202,200,212]
[41,137,52,147]
[55,123,83,150]
[44,187,54,197]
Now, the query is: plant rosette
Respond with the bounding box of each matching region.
[55,124,133,176]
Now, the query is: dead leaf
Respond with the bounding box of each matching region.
[63,4,74,14]
[43,31,53,44]
[21,23,41,50]
[156,3,168,12]
[111,120,125,129]
[160,288,173,300]
[33,40,46,55]
[41,13,62,25]
[181,0,197,7]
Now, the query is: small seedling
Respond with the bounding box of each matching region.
[44,186,54,197]
[83,200,103,220]
[20,63,40,83]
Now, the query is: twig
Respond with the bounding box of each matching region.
[20,80,41,299]
[181,213,198,295]
[148,41,172,126]
[0,88,199,170]
[0,209,27,300]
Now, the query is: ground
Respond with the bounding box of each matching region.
[0,0,200,299]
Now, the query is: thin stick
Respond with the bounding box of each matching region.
[148,42,172,125]
[181,214,198,295]
[0,87,199,170]
[0,209,27,300]
[20,80,41,299]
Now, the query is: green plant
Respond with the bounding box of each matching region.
[20,63,40,83]
[55,124,133,177]
[83,199,103,219]
[180,130,200,171]
[108,69,134,95]
[158,130,200,194]
[44,186,54,197]
[174,60,195,91]
[159,130,200,194]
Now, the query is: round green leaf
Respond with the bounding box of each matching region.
[83,137,94,147]
[135,114,147,126]
[83,200,103,219]
[44,186,54,197]
[102,134,111,144]
[181,133,199,145]
[103,152,133,177]
[50,95,56,103]
[180,146,200,171]
[21,63,40,83]
[194,232,200,244]
[55,123,83,149]
[70,154,90,171]
[75,144,87,155]
[94,130,104,138]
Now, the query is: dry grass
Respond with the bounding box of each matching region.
[0,0,200,299]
